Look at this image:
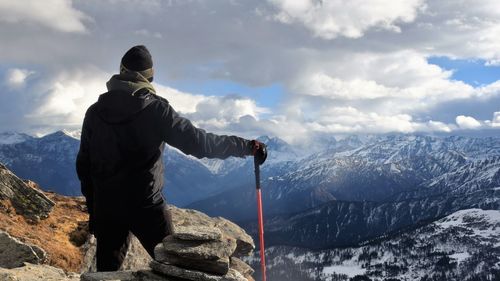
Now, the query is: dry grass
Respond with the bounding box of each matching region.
[0,184,89,273]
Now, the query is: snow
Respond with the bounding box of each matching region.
[61,129,81,140]
[450,252,471,264]
[0,132,31,145]
[323,264,366,278]
[437,209,500,230]
[390,163,401,173]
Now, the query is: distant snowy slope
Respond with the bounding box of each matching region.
[246,208,500,281]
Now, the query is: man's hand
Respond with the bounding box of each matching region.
[250,140,267,165]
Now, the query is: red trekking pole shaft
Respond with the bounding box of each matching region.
[254,158,267,281]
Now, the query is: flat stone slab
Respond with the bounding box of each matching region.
[155,244,229,275]
[162,235,236,261]
[150,261,247,281]
[81,271,137,281]
[173,226,222,242]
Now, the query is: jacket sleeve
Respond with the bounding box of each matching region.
[76,111,94,218]
[159,101,252,159]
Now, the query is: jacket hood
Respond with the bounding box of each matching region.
[96,73,157,124]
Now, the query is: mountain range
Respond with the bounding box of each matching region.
[0,130,499,280]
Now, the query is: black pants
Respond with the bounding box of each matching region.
[95,205,174,271]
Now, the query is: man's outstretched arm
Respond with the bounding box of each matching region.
[158,101,253,159]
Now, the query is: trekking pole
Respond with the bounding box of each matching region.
[254,156,267,281]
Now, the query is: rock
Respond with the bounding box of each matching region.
[169,207,213,228]
[150,261,246,281]
[80,234,152,273]
[162,235,236,261]
[154,244,229,275]
[212,217,254,257]
[80,268,177,281]
[0,262,79,281]
[169,206,254,257]
[230,257,254,277]
[134,270,182,281]
[173,226,222,241]
[80,270,137,281]
[0,230,47,268]
[79,235,97,272]
[0,164,55,222]
[80,269,176,281]
[121,234,152,271]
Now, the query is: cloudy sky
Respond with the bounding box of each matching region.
[0,0,499,143]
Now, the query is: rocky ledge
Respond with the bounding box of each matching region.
[82,207,256,281]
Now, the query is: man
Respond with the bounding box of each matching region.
[76,45,267,271]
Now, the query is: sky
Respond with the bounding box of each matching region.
[0,0,499,143]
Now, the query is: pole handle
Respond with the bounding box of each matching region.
[254,157,261,190]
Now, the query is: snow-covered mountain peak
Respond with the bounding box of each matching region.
[0,132,33,145]
[257,135,296,155]
[42,130,80,140]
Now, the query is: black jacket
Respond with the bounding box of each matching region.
[76,87,251,221]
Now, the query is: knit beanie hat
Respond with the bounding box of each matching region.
[120,45,154,81]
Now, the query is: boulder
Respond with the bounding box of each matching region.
[0,230,47,268]
[150,260,246,281]
[0,164,55,222]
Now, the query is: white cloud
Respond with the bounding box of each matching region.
[412,0,500,62]
[295,73,395,100]
[492,112,500,128]
[298,106,457,135]
[0,0,89,32]
[26,67,108,128]
[288,51,483,119]
[5,68,34,88]
[267,0,424,39]
[154,83,269,131]
[427,120,453,133]
[456,115,482,129]
[154,84,206,114]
